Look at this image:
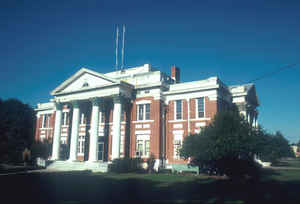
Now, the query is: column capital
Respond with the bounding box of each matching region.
[54,102,62,111]
[112,94,124,104]
[71,100,80,108]
[90,97,101,106]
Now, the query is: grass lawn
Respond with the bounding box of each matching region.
[272,158,300,168]
[2,159,300,204]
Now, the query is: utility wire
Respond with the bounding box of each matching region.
[246,63,298,84]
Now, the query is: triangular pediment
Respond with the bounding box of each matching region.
[51,68,119,95]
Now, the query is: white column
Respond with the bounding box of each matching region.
[187,98,190,134]
[68,101,80,161]
[255,116,258,128]
[88,98,100,162]
[112,96,122,160]
[51,103,62,160]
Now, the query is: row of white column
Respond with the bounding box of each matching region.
[51,96,122,162]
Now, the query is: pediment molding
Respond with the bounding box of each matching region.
[51,68,120,96]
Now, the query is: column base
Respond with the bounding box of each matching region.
[67,159,79,163]
[87,160,98,163]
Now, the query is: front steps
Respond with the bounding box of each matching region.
[45,160,109,172]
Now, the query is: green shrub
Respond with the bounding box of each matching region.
[30,139,52,160]
[110,157,143,173]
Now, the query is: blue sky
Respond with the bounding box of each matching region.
[1,0,299,143]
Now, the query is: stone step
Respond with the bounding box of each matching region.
[46,161,109,172]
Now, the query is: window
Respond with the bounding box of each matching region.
[78,136,85,155]
[174,139,182,159]
[120,136,124,155]
[42,114,51,128]
[47,115,51,127]
[145,140,150,156]
[175,100,182,120]
[42,115,47,128]
[145,104,150,120]
[121,107,125,121]
[138,105,144,120]
[62,112,69,125]
[197,97,205,118]
[137,104,151,120]
[99,111,105,123]
[136,139,150,157]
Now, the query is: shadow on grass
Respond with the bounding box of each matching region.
[2,169,300,204]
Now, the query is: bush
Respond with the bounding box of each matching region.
[30,139,52,161]
[110,158,143,173]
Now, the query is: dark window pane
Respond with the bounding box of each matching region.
[176,100,182,120]
[198,97,204,118]
[145,104,150,120]
[138,105,144,120]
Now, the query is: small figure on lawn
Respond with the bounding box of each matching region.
[23,147,31,166]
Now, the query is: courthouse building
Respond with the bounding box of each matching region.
[35,64,259,171]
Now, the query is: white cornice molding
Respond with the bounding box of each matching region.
[163,84,219,96]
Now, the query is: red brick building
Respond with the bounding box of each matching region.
[35,64,259,171]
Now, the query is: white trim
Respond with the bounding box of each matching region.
[190,118,211,121]
[168,120,186,123]
[195,122,206,127]
[187,98,190,134]
[135,124,143,129]
[39,127,53,130]
[135,130,151,135]
[132,120,154,123]
[136,100,152,104]
[173,124,183,129]
[37,110,54,117]
[173,130,184,135]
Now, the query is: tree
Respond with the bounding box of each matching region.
[0,98,35,163]
[180,108,262,179]
[258,131,295,163]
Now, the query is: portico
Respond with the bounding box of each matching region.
[50,68,133,162]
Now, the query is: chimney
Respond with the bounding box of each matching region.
[171,65,180,83]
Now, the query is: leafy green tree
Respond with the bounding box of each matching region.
[180,108,261,179]
[258,131,295,163]
[0,98,35,163]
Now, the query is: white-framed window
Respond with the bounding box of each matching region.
[42,114,51,128]
[136,139,150,157]
[121,107,125,121]
[173,139,182,159]
[137,104,150,121]
[47,114,51,127]
[197,97,205,118]
[99,111,105,123]
[120,136,125,155]
[175,100,182,120]
[42,114,47,128]
[80,113,86,124]
[62,112,69,125]
[77,136,85,155]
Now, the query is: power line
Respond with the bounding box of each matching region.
[246,63,298,84]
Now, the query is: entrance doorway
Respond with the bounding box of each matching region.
[97,142,104,161]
